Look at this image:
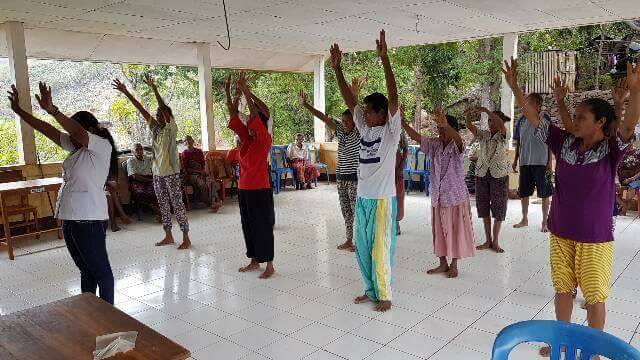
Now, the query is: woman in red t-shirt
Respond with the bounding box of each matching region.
[225,73,275,279]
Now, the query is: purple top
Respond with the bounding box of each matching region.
[535,117,630,243]
[421,137,469,208]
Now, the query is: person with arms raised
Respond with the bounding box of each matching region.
[299,87,360,251]
[330,30,401,312]
[403,109,475,278]
[8,83,117,304]
[503,59,640,358]
[113,75,191,250]
[226,73,276,279]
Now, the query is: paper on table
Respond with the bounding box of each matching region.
[93,331,138,360]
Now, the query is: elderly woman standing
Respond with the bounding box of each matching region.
[113,75,191,250]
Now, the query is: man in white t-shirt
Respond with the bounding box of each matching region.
[330,30,401,312]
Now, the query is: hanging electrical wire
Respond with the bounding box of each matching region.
[217,0,231,50]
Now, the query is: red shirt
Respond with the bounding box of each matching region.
[226,148,240,164]
[228,115,272,190]
[181,148,205,168]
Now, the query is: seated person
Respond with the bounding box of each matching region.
[126,143,159,216]
[286,133,320,190]
[106,175,132,232]
[182,135,222,211]
[618,144,640,214]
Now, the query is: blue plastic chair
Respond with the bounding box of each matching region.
[307,144,330,185]
[492,320,640,360]
[405,145,430,196]
[270,145,294,194]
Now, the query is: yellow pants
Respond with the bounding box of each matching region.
[550,234,614,305]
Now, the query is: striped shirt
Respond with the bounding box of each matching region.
[335,122,360,181]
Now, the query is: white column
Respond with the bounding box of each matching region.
[197,43,215,151]
[501,33,519,142]
[313,55,326,143]
[4,21,36,165]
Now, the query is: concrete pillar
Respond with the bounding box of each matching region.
[313,55,326,143]
[4,21,36,165]
[197,43,215,151]
[501,33,519,142]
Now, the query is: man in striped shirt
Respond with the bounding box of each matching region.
[299,90,360,252]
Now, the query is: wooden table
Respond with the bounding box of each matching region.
[0,293,191,360]
[0,177,63,260]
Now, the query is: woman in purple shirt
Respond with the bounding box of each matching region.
[402,109,475,279]
[504,58,640,356]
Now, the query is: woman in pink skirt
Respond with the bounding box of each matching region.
[402,109,475,278]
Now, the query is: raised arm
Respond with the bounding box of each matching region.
[503,57,543,128]
[377,30,398,116]
[225,75,239,119]
[112,78,155,126]
[8,85,62,147]
[463,108,480,137]
[237,72,258,118]
[143,73,168,110]
[401,119,422,143]
[299,90,336,130]
[551,76,576,134]
[621,62,640,142]
[435,109,463,152]
[613,77,630,123]
[249,92,270,120]
[35,82,89,147]
[329,44,357,112]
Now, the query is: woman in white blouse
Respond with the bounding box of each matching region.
[8,83,117,305]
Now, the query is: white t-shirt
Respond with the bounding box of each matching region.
[353,105,402,198]
[56,132,112,220]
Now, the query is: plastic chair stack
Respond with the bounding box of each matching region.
[492,320,640,360]
[270,145,295,194]
[405,145,430,196]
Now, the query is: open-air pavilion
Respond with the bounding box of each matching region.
[1,1,640,359]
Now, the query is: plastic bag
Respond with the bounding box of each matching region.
[93,331,138,360]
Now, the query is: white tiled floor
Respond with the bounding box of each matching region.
[1,184,640,359]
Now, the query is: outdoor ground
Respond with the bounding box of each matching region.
[1,184,639,359]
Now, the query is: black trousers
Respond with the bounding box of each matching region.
[62,220,114,304]
[239,189,275,263]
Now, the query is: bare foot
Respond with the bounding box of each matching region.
[513,220,528,229]
[375,300,391,312]
[539,346,550,357]
[476,242,492,250]
[337,241,353,251]
[447,266,459,278]
[354,295,370,304]
[239,260,260,272]
[427,264,449,274]
[259,264,275,279]
[491,243,505,253]
[121,216,133,225]
[111,224,121,232]
[541,223,549,233]
[155,237,175,246]
[178,240,191,250]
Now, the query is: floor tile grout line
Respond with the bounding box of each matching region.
[426,265,546,358]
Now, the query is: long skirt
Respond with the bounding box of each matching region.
[431,202,476,259]
[291,160,320,184]
[355,196,397,302]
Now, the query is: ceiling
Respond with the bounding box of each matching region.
[1,0,639,72]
